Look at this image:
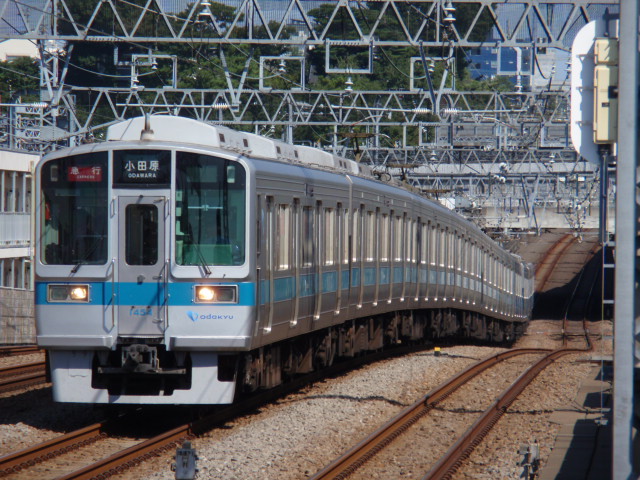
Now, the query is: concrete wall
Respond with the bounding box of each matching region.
[0,287,34,344]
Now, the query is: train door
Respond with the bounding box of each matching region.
[335,204,343,315]
[116,195,167,336]
[353,206,364,308]
[264,196,275,333]
[314,201,322,320]
[415,219,423,301]
[292,199,300,326]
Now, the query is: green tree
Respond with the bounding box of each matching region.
[0,56,39,103]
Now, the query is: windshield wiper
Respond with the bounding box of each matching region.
[189,237,211,276]
[71,237,104,274]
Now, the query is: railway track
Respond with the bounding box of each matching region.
[0,407,202,479]
[0,346,40,357]
[0,344,430,479]
[421,346,589,480]
[0,361,47,394]
[309,347,549,480]
[534,233,577,292]
[0,420,109,477]
[310,341,594,480]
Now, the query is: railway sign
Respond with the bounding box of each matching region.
[570,20,608,164]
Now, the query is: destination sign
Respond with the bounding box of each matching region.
[113,150,170,186]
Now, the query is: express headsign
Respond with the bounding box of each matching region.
[68,166,103,182]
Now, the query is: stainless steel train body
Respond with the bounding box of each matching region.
[35,115,534,404]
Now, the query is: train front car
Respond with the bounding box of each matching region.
[35,117,253,404]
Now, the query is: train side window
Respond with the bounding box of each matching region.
[420,223,427,265]
[393,215,403,262]
[336,205,343,266]
[266,196,274,273]
[342,207,349,265]
[464,238,469,273]
[324,207,335,266]
[483,250,488,281]
[302,206,314,267]
[471,242,475,275]
[410,219,417,263]
[449,231,455,269]
[430,225,437,266]
[489,256,496,286]
[485,253,490,284]
[276,204,291,270]
[380,213,390,262]
[256,195,262,257]
[405,216,413,263]
[125,204,158,265]
[293,199,300,269]
[352,208,361,263]
[365,211,375,262]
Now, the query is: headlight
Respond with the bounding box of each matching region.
[48,284,90,303]
[196,286,215,301]
[195,285,237,303]
[70,286,88,301]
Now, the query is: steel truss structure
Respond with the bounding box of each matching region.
[0,0,617,47]
[0,0,616,230]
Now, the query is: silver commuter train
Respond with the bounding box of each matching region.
[35,115,534,405]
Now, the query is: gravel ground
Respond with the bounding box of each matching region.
[128,319,612,479]
[0,319,613,479]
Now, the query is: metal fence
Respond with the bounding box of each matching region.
[0,287,34,344]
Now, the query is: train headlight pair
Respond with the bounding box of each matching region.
[48,284,90,303]
[194,285,237,303]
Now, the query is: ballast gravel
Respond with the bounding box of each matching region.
[0,319,612,479]
[136,319,612,480]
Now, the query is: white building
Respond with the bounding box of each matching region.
[0,39,38,61]
[0,40,38,344]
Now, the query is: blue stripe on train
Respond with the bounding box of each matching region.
[35,266,445,306]
[35,282,257,306]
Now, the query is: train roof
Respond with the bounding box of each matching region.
[107,115,373,178]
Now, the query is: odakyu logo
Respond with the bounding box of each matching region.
[186,311,235,322]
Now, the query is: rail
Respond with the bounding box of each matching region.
[422,346,590,480]
[0,345,39,357]
[0,344,430,479]
[535,233,577,292]
[0,361,47,394]
[309,348,550,480]
[0,422,107,476]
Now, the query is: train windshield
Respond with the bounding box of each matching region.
[40,152,109,266]
[175,152,246,266]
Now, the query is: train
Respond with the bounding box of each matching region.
[34,115,534,405]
